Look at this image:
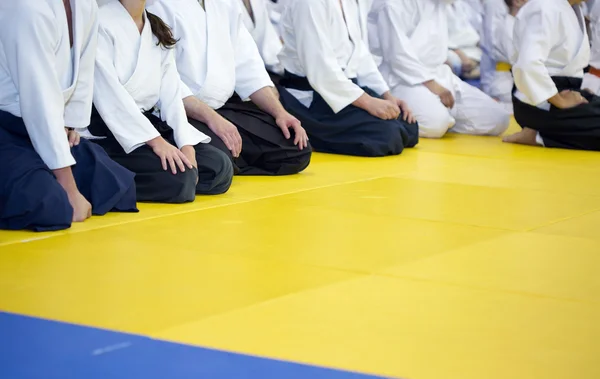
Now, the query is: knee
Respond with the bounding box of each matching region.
[162,170,197,203]
[418,111,455,139]
[488,109,511,136]
[211,149,234,194]
[198,148,234,195]
[279,144,313,175]
[364,122,406,156]
[3,173,73,231]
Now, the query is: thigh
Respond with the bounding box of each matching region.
[452,81,510,135]
[393,84,454,138]
[97,142,195,203]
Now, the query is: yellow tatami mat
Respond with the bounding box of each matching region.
[1,123,599,379]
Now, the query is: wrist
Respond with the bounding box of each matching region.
[53,167,79,194]
[146,136,163,148]
[271,105,288,120]
[352,92,372,109]
[382,91,394,101]
[423,80,436,91]
[548,93,564,108]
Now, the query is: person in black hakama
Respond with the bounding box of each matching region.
[0,0,137,232]
[504,0,600,151]
[89,0,233,204]
[275,0,419,157]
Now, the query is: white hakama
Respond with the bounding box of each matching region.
[368,0,509,138]
[0,0,137,232]
[512,0,600,151]
[148,0,311,176]
[276,0,418,157]
[90,2,233,203]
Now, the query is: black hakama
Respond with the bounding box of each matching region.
[0,111,137,232]
[89,108,233,203]
[277,72,419,157]
[513,76,600,151]
[188,97,312,176]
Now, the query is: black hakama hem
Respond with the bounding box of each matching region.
[189,97,312,176]
[0,110,138,232]
[513,76,600,151]
[277,73,419,157]
[89,108,233,203]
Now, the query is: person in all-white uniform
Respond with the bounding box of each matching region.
[265,0,285,37]
[276,0,419,157]
[504,0,600,151]
[89,0,233,204]
[368,0,510,139]
[582,0,600,94]
[0,0,138,232]
[238,0,284,76]
[446,0,483,79]
[147,0,311,176]
[480,0,522,110]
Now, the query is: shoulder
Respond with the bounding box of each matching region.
[0,0,55,24]
[0,0,57,39]
[517,0,560,24]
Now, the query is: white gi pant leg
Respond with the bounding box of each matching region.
[391,83,456,139]
[450,80,511,136]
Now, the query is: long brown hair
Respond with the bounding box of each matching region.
[146,11,178,48]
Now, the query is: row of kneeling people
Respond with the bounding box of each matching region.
[0,0,597,232]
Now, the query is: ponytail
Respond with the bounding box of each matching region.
[146,11,178,49]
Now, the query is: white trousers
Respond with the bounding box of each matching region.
[392,77,510,139]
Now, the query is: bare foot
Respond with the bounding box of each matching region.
[502,127,539,146]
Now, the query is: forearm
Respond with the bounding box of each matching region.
[53,167,79,194]
[183,96,222,125]
[249,86,287,118]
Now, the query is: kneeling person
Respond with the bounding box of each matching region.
[504,0,600,151]
[277,0,419,157]
[369,0,510,139]
[90,0,233,203]
[148,0,311,176]
[0,0,137,232]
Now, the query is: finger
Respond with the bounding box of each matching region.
[293,128,301,146]
[168,156,178,175]
[175,154,187,173]
[225,134,238,158]
[161,155,168,171]
[68,132,75,147]
[87,207,92,219]
[221,134,235,155]
[235,133,243,157]
[278,121,291,139]
[178,150,193,169]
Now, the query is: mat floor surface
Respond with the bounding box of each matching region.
[1,122,599,379]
